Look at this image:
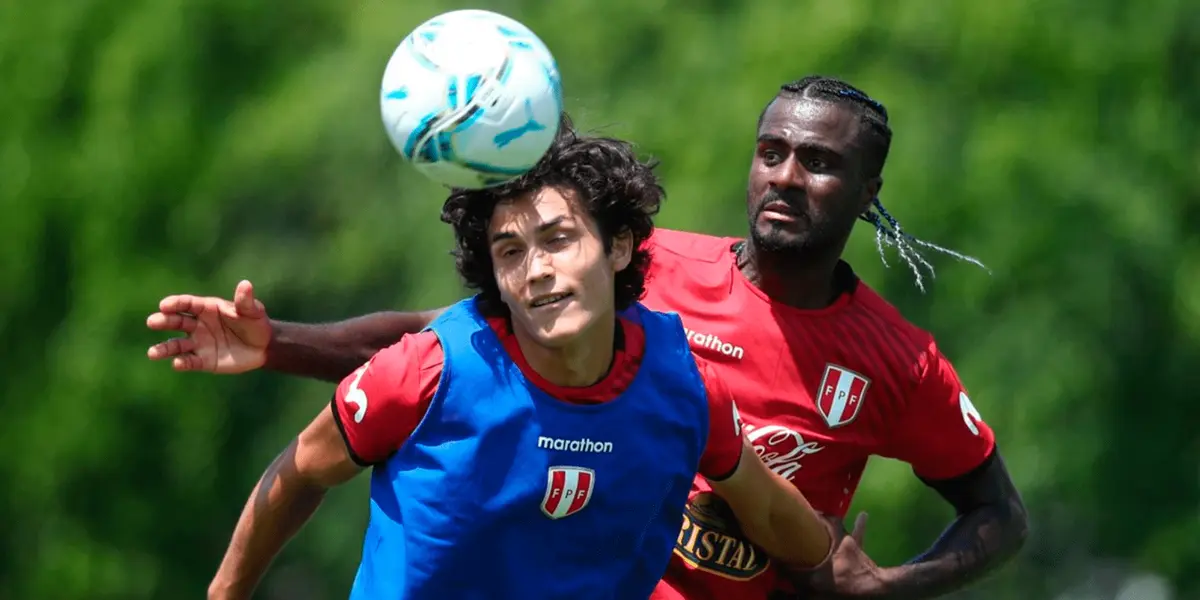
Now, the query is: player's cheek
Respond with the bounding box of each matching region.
[494,264,526,307]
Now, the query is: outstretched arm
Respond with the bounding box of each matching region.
[209,333,440,599]
[146,280,447,381]
[208,407,361,599]
[881,451,1027,599]
[708,439,835,569]
[870,343,1028,599]
[266,309,444,382]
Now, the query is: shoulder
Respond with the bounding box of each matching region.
[647,228,738,265]
[428,297,485,331]
[848,282,974,414]
[338,332,443,416]
[332,331,444,465]
[848,281,938,371]
[644,230,739,295]
[371,330,444,376]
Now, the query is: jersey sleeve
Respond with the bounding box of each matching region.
[330,330,444,466]
[883,341,996,481]
[695,359,745,481]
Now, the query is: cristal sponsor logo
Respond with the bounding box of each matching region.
[674,492,770,581]
[684,328,745,360]
[537,436,613,453]
[743,423,824,481]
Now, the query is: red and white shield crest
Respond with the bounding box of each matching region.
[816,364,871,429]
[541,466,595,519]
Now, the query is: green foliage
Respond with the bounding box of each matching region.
[2,0,1196,598]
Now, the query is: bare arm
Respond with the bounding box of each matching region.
[208,407,361,599]
[869,344,1027,599]
[265,309,445,382]
[708,439,834,569]
[881,451,1028,599]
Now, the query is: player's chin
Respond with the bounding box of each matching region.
[752,221,810,252]
[518,306,586,347]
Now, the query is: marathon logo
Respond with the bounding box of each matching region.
[537,435,613,454]
[684,328,745,360]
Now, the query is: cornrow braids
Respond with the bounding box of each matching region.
[767,76,989,291]
[762,75,893,178]
[858,198,990,292]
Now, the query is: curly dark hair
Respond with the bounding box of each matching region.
[440,113,664,317]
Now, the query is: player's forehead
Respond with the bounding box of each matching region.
[757,97,860,150]
[488,186,583,239]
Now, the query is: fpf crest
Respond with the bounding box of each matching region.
[541,466,595,519]
[816,364,871,429]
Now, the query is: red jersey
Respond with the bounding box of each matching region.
[331,314,744,482]
[641,229,997,600]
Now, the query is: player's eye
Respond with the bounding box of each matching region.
[760,149,784,166]
[804,157,828,171]
[546,234,571,250]
[495,245,523,260]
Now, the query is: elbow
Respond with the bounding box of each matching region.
[1006,499,1031,554]
[286,473,331,504]
[975,494,1029,565]
[259,442,331,505]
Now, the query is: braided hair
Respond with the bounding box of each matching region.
[767,76,989,292]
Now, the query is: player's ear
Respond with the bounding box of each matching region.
[858,176,882,214]
[609,230,634,272]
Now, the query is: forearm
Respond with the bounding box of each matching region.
[743,482,834,569]
[265,310,441,382]
[209,443,328,599]
[882,500,1028,600]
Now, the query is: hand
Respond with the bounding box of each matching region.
[146,280,271,373]
[795,512,889,599]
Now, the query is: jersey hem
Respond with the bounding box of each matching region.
[329,396,375,467]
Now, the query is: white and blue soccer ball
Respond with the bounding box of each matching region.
[380,10,564,189]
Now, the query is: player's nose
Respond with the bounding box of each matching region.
[526,248,555,283]
[767,157,806,191]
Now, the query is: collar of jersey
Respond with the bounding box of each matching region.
[727,241,859,316]
[484,316,646,407]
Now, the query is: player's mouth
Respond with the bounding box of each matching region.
[529,292,573,309]
[760,200,799,222]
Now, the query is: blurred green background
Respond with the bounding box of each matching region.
[3,0,1198,598]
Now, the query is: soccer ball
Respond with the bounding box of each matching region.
[380,10,563,189]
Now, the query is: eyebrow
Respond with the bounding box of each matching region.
[757,134,841,156]
[757,133,789,145]
[490,215,567,244]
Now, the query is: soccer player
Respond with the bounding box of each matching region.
[203,120,836,600]
[152,77,1028,600]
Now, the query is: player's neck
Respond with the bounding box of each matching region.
[511,314,616,388]
[738,238,845,309]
